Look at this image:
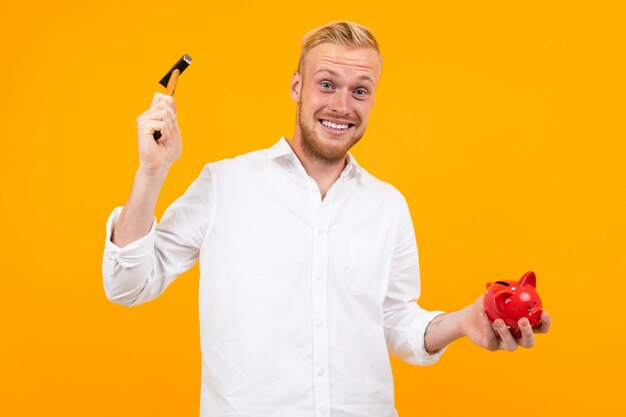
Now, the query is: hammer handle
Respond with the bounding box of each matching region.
[153,69,181,141]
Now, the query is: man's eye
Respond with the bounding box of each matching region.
[354,89,367,96]
[320,82,333,89]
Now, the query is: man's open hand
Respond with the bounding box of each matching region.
[460,295,551,351]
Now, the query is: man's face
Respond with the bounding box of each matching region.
[291,43,382,164]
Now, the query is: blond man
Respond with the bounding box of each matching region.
[103,21,550,417]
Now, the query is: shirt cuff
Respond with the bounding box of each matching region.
[105,206,157,268]
[407,310,448,365]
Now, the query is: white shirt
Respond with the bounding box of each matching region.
[102,137,446,417]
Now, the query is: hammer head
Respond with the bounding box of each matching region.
[159,54,192,87]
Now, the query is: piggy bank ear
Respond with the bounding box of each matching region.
[519,271,536,288]
[495,291,513,313]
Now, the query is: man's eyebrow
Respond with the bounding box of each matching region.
[314,68,375,85]
[315,68,340,77]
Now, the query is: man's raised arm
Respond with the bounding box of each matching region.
[102,92,211,307]
[112,92,181,247]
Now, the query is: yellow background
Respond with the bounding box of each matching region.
[1,0,624,415]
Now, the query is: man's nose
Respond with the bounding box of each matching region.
[329,88,351,115]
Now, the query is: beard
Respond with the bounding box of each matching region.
[298,105,364,165]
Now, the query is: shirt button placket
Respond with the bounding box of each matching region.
[311,195,331,417]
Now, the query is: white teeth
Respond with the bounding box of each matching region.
[321,120,349,130]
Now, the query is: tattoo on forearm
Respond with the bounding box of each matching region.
[424,315,444,336]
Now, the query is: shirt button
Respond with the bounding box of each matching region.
[317,370,324,376]
[315,275,322,281]
[316,321,323,328]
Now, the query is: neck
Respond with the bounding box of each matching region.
[285,136,347,200]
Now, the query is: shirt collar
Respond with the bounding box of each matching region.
[266,137,362,181]
[266,136,296,160]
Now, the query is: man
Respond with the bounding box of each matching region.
[103,21,550,417]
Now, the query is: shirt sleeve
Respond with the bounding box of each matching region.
[102,164,213,307]
[383,196,448,366]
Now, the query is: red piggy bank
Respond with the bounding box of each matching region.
[483,271,543,338]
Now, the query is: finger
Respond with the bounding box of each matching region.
[534,311,551,334]
[139,109,174,132]
[163,101,177,122]
[151,109,171,123]
[150,99,175,116]
[151,92,175,107]
[493,319,517,351]
[137,108,164,124]
[517,318,535,348]
[138,110,167,128]
[157,103,177,126]
[139,120,168,139]
[143,102,176,129]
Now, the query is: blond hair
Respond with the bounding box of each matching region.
[297,21,382,72]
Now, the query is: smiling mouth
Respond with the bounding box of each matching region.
[319,119,355,132]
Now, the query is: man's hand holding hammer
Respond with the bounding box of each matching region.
[110,92,182,248]
[137,92,182,172]
[110,54,191,249]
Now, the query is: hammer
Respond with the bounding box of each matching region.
[153,54,192,140]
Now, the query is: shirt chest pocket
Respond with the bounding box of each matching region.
[348,237,391,298]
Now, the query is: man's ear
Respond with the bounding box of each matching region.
[290,71,302,104]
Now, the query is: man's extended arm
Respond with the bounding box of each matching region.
[424,296,552,353]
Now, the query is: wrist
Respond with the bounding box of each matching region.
[455,304,476,339]
[137,164,171,180]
